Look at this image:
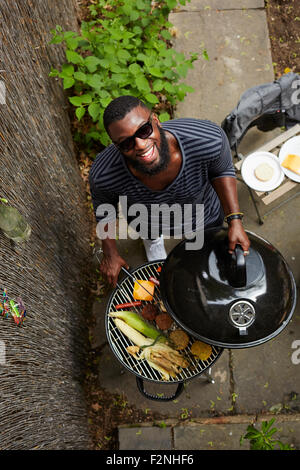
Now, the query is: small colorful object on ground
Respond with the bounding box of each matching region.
[0,287,26,326]
[9,300,21,325]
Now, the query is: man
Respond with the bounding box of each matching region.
[89,95,250,287]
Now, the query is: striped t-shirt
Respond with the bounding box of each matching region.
[89,118,235,237]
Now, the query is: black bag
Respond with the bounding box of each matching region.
[222,72,300,153]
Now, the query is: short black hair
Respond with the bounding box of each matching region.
[103,95,149,133]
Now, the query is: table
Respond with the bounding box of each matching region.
[235,124,300,224]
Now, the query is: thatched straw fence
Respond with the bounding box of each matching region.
[0,0,94,449]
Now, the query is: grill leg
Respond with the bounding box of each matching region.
[201,367,215,384]
[237,176,264,225]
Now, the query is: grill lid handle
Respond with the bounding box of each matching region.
[230,244,247,288]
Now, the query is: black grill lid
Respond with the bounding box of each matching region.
[159,228,297,348]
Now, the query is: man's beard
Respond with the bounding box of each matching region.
[126,127,171,176]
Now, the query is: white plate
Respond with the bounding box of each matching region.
[278,136,300,183]
[241,151,284,191]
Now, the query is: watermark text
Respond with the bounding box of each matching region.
[0,340,6,365]
[0,81,6,104]
[291,340,300,365]
[96,196,205,250]
[291,79,300,105]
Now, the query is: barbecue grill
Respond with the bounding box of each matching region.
[102,227,296,401]
[105,260,223,401]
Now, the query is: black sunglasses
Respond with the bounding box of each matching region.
[115,114,153,152]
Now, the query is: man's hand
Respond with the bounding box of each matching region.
[99,232,129,287]
[211,176,250,255]
[100,252,129,288]
[227,219,250,255]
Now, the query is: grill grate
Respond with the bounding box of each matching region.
[106,261,223,384]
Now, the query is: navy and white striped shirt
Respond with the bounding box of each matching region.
[89,118,235,236]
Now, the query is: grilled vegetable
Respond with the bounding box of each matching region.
[190,341,212,360]
[140,343,189,380]
[169,329,190,350]
[146,359,170,380]
[133,280,155,301]
[126,345,140,359]
[112,318,189,381]
[112,318,155,347]
[109,311,166,342]
[158,300,167,313]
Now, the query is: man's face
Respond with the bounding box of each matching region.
[108,106,170,176]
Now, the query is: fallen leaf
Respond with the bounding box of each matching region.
[91,403,102,411]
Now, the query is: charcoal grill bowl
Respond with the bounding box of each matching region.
[105,260,223,401]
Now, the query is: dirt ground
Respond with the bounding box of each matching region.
[266,0,300,77]
[73,0,300,450]
[83,348,169,450]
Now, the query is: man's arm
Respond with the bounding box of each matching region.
[100,226,129,287]
[212,176,250,254]
[89,170,128,287]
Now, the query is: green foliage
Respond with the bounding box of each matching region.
[49,0,199,148]
[240,418,294,450]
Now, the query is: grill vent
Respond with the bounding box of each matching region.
[229,300,255,336]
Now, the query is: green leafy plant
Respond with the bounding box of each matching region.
[154,420,167,428]
[180,407,191,419]
[49,0,200,148]
[240,418,294,450]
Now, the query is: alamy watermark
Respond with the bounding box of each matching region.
[291,79,300,105]
[291,340,300,365]
[96,196,204,250]
[0,340,6,365]
[0,80,6,104]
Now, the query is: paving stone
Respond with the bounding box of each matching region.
[177,0,265,11]
[174,422,250,450]
[117,416,300,450]
[233,324,300,415]
[169,8,274,125]
[118,426,172,450]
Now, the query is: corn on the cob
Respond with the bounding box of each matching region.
[113,318,153,347]
[109,311,166,342]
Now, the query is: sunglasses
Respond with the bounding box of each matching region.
[115,114,153,152]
